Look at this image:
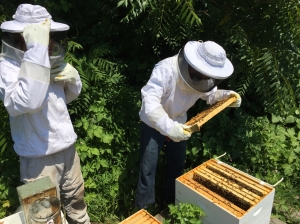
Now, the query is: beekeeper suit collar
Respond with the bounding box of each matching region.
[177,40,234,93]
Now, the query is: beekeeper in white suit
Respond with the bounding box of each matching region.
[135,40,241,209]
[0,4,90,224]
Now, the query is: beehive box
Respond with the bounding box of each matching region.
[176,159,275,224]
[119,209,161,224]
[17,176,62,224]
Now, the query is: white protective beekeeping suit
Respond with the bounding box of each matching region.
[139,41,241,142]
[0,4,81,157]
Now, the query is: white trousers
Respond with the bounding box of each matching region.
[19,145,90,224]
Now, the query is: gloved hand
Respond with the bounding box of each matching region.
[206,90,231,105]
[182,124,192,135]
[51,62,78,84]
[22,18,50,46]
[168,123,191,142]
[228,91,241,107]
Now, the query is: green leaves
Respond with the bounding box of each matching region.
[294,146,300,154]
[0,134,6,154]
[285,115,296,124]
[90,148,100,156]
[99,159,109,168]
[282,164,293,176]
[176,0,202,26]
[93,127,103,138]
[167,202,206,224]
[272,115,283,123]
[102,134,114,144]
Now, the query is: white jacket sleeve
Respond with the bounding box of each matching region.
[0,43,50,117]
[141,64,177,136]
[64,73,82,104]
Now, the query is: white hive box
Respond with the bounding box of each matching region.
[176,159,275,224]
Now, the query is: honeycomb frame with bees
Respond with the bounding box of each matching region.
[176,159,275,224]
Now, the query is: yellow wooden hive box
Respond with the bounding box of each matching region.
[119,209,161,224]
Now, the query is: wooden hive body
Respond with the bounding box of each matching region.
[17,176,62,224]
[176,159,275,224]
[119,209,161,224]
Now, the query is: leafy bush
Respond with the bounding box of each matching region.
[164,202,206,224]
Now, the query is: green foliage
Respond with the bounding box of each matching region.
[65,38,141,221]
[273,185,300,224]
[164,202,206,224]
[118,0,201,26]
[0,105,21,217]
[223,0,300,112]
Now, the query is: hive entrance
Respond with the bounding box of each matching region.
[178,159,273,217]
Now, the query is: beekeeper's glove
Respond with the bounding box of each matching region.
[206,90,231,105]
[22,18,50,46]
[228,91,241,107]
[51,62,78,84]
[168,123,191,142]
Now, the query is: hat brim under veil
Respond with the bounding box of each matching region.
[183,41,233,80]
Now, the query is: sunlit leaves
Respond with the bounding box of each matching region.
[227,1,300,112]
[175,0,201,26]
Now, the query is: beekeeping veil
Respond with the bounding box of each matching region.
[177,41,234,93]
[0,4,69,63]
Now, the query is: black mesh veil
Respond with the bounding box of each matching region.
[178,48,223,92]
[1,31,68,58]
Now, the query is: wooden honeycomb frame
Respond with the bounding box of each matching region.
[184,95,237,133]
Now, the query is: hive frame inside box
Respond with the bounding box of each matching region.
[175,159,275,224]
